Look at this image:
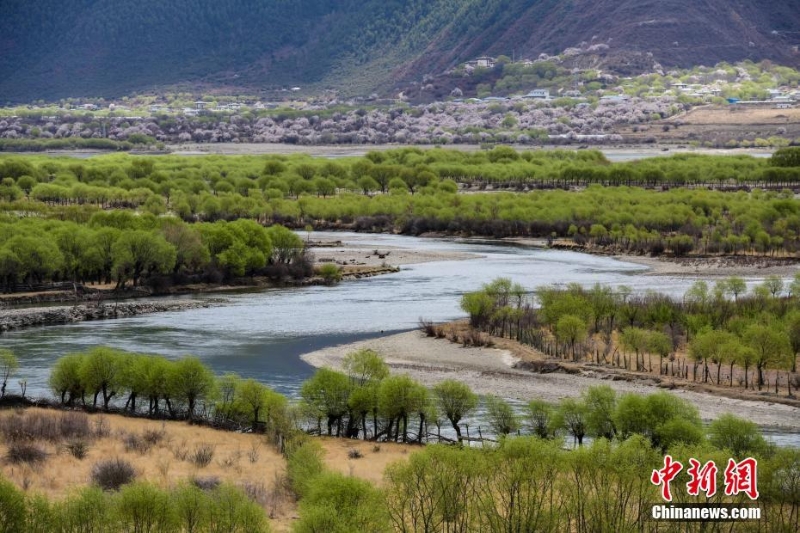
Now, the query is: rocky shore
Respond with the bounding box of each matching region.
[0,300,214,334]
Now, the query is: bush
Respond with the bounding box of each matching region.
[5,442,48,464]
[708,414,768,457]
[0,477,26,532]
[286,440,325,499]
[192,476,221,491]
[122,433,152,455]
[190,443,215,468]
[347,448,363,459]
[207,484,271,533]
[65,439,90,460]
[317,263,342,284]
[419,318,437,337]
[0,411,91,443]
[56,486,111,532]
[91,458,136,491]
[142,427,166,447]
[296,472,388,533]
[116,483,177,532]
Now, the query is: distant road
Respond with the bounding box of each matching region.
[165,143,775,162]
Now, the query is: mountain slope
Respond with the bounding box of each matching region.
[0,0,798,102]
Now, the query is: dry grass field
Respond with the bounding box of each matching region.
[0,408,414,532]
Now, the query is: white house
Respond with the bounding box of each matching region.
[525,89,550,99]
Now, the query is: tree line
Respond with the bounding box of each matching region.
[0,213,307,292]
[461,276,800,396]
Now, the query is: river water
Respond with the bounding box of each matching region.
[2,232,796,444]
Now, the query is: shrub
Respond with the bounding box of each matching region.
[347,448,363,459]
[122,433,152,455]
[93,416,110,438]
[708,414,768,457]
[192,476,221,491]
[65,439,90,460]
[172,439,189,461]
[91,458,136,491]
[190,443,215,468]
[286,440,325,499]
[419,318,437,337]
[0,477,26,532]
[295,472,388,533]
[239,481,269,506]
[116,483,178,532]
[247,442,260,464]
[317,263,342,284]
[207,484,271,533]
[0,411,91,443]
[57,486,113,532]
[5,442,48,464]
[142,427,166,446]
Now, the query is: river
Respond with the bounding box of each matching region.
[2,232,796,444]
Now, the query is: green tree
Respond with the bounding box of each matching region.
[743,323,792,390]
[301,368,352,436]
[460,290,495,328]
[237,379,284,432]
[582,385,616,440]
[763,275,785,298]
[432,379,478,444]
[485,395,519,436]
[112,230,176,287]
[0,349,18,398]
[708,414,768,457]
[555,314,587,361]
[79,346,123,410]
[724,276,747,301]
[379,375,427,443]
[266,225,303,264]
[171,357,216,421]
[553,397,587,446]
[342,349,389,385]
[526,400,553,438]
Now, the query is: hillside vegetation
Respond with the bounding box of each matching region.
[1,0,798,101]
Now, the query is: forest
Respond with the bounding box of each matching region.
[0,346,798,532]
[2,148,800,293]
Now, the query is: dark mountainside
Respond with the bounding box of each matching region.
[1,0,798,102]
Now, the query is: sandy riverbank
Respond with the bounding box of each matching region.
[613,254,800,278]
[301,330,800,429]
[498,237,800,278]
[310,234,480,267]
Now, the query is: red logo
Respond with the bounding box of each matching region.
[651,455,683,502]
[652,456,758,501]
[686,458,718,498]
[723,458,759,500]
